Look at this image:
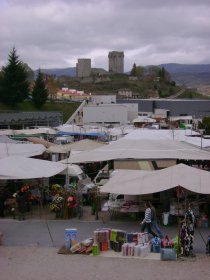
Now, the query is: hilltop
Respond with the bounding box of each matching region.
[36,63,210,88]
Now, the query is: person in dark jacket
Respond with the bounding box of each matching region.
[16,191,27,220]
[0,187,7,218]
[149,201,164,238]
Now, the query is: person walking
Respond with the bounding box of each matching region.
[141,201,157,237]
[149,201,163,238]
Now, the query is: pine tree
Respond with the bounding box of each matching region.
[0,47,30,105]
[32,69,48,108]
[130,63,137,76]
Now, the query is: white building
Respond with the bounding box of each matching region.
[83,103,138,124]
[90,95,116,105]
[118,89,133,98]
[83,104,127,124]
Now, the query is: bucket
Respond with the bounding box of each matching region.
[162,212,169,226]
[64,228,77,251]
[92,243,99,256]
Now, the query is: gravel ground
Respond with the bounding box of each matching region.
[1,206,210,280]
[1,246,210,280]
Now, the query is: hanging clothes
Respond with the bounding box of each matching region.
[180,207,195,256]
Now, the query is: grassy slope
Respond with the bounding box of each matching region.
[0,101,81,123]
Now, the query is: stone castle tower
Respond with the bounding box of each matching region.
[76,58,91,78]
[108,51,124,73]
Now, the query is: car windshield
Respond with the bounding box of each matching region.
[78,173,87,180]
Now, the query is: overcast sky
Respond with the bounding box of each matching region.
[1,0,210,71]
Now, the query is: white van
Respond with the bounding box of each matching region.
[60,163,95,193]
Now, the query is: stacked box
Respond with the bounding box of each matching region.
[113,241,122,252]
[151,236,161,253]
[122,243,128,256]
[127,242,136,256]
[116,230,127,243]
[110,229,117,242]
[152,244,161,253]
[96,228,111,239]
[93,229,110,252]
[137,232,148,244]
[139,243,150,257]
[126,233,138,244]
[126,233,133,243]
[161,248,177,261]
[134,244,143,256]
[64,228,77,251]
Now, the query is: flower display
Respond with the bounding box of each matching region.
[50,194,64,213]
[20,185,30,193]
[67,196,76,208]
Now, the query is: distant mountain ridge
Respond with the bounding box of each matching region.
[35,67,76,77]
[159,63,210,74]
[159,63,210,86]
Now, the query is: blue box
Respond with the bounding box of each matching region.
[152,244,161,253]
[161,248,177,261]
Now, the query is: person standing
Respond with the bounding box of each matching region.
[0,187,6,218]
[149,201,163,238]
[141,201,157,237]
[16,190,27,221]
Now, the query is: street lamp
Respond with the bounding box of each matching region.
[198,129,205,150]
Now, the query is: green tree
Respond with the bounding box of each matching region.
[159,67,171,83]
[130,63,137,76]
[136,66,144,77]
[199,117,210,134]
[46,75,58,100]
[0,47,30,105]
[22,63,34,83]
[32,69,48,108]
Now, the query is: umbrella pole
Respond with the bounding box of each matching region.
[177,187,181,256]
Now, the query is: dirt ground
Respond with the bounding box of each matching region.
[1,246,210,280]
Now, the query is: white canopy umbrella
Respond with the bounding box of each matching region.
[100,163,210,195]
[0,156,67,179]
[67,139,210,163]
[0,143,46,159]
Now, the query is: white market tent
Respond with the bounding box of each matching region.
[46,139,106,154]
[45,139,107,156]
[132,116,156,123]
[12,128,57,135]
[100,164,210,195]
[0,143,46,159]
[46,143,72,154]
[0,156,67,179]
[0,135,21,144]
[67,138,210,163]
[27,137,55,148]
[123,129,210,149]
[66,139,107,151]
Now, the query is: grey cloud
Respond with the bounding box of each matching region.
[0,0,210,70]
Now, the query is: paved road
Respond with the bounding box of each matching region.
[1,218,210,280]
[0,218,209,253]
